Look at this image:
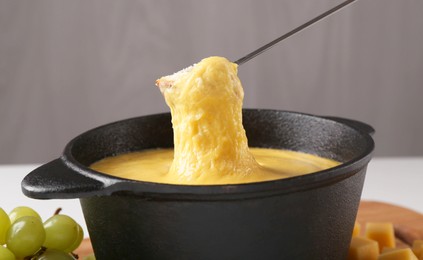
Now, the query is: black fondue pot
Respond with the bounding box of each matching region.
[22,109,374,260]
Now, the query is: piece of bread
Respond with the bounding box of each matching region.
[155,64,194,94]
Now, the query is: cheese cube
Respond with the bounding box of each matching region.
[381,247,396,254]
[365,223,396,252]
[353,221,362,237]
[412,240,423,257]
[378,248,418,260]
[348,236,379,260]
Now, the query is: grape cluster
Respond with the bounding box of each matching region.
[0,206,86,260]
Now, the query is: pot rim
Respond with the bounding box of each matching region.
[60,109,374,200]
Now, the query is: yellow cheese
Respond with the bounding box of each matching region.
[350,222,422,260]
[156,56,258,183]
[91,147,339,185]
[412,240,423,258]
[92,57,339,185]
[348,236,379,260]
[378,248,418,260]
[365,223,396,252]
[381,247,397,254]
[353,221,362,237]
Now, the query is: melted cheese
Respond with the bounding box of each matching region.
[91,56,339,185]
[157,56,259,182]
[91,148,339,185]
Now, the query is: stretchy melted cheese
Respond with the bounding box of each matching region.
[91,56,339,185]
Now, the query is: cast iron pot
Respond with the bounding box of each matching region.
[22,109,374,260]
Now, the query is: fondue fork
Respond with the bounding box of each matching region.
[234,0,357,65]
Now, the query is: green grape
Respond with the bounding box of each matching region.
[64,224,84,253]
[35,248,75,260]
[0,245,16,260]
[9,206,42,224]
[83,254,96,260]
[43,214,79,251]
[0,208,11,245]
[6,215,46,258]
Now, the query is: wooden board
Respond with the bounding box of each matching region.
[74,201,423,258]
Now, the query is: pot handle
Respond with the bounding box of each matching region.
[322,116,375,136]
[22,158,110,199]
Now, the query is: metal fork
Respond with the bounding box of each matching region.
[234,0,357,65]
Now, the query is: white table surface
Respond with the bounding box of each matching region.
[1,157,422,238]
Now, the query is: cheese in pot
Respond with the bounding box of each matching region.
[91,56,339,184]
[91,148,339,185]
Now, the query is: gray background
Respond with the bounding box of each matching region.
[1,0,422,164]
